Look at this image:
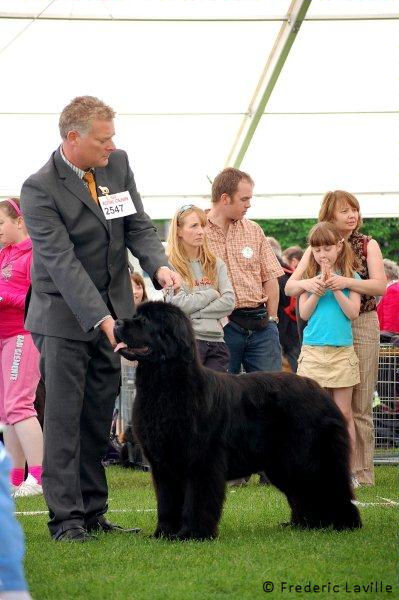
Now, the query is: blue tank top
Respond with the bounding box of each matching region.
[303,273,361,347]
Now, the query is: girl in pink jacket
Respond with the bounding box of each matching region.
[0,198,42,497]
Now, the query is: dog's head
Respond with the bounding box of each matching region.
[114,301,196,364]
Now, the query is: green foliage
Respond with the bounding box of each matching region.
[256,219,399,262]
[154,218,398,262]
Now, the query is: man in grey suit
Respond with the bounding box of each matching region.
[21,96,180,542]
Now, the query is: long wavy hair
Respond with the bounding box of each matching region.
[304,222,359,279]
[166,206,217,289]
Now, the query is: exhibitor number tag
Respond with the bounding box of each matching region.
[98,191,136,220]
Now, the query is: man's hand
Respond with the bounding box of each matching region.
[156,267,181,291]
[100,316,117,347]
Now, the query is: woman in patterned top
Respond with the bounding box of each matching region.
[285,190,386,487]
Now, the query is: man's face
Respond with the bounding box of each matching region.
[72,119,116,170]
[223,180,253,221]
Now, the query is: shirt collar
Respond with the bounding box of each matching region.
[60,145,87,180]
[205,209,239,230]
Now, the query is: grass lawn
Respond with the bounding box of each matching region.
[16,465,397,600]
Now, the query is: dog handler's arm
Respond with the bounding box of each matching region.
[99,316,117,347]
[156,267,181,291]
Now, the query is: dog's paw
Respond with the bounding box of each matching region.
[153,527,178,540]
[175,528,216,542]
[279,521,301,529]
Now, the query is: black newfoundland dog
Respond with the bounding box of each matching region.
[114,301,361,540]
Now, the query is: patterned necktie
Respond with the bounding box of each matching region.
[83,171,98,204]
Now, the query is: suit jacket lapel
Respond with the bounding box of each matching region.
[94,168,114,235]
[54,149,110,233]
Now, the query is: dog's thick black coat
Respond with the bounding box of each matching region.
[115,301,361,540]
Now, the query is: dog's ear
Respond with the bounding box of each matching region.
[158,310,196,363]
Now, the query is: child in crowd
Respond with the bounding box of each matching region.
[115,270,149,468]
[130,271,148,304]
[0,198,42,497]
[166,205,235,372]
[296,222,361,485]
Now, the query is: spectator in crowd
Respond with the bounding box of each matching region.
[130,271,148,304]
[377,259,399,334]
[0,198,42,498]
[283,245,304,271]
[286,190,386,486]
[20,95,180,542]
[265,236,282,258]
[167,205,235,372]
[265,237,302,372]
[0,439,33,600]
[296,222,361,486]
[205,168,284,374]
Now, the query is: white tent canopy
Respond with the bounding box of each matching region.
[0,0,397,219]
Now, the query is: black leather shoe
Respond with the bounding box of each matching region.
[86,515,141,534]
[53,526,96,542]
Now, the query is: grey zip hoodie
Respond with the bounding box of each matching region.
[172,257,235,342]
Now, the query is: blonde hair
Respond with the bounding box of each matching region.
[166,206,217,289]
[319,190,363,230]
[59,96,115,140]
[304,222,359,279]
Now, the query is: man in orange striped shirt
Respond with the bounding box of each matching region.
[205,168,283,373]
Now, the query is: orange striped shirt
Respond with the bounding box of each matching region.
[205,216,284,309]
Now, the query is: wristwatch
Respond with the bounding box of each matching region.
[268,315,279,324]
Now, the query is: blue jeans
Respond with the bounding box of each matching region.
[0,443,30,594]
[224,321,282,373]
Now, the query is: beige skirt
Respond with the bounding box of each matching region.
[297,345,360,388]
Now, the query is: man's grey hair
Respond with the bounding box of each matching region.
[265,236,282,258]
[59,96,115,140]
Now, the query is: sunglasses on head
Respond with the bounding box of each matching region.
[177,204,195,217]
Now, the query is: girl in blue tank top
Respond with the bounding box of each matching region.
[297,222,361,485]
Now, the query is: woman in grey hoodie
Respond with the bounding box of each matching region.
[166,205,235,372]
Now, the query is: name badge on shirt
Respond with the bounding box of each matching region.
[242,246,254,259]
[98,191,136,220]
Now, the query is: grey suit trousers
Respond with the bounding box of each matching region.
[32,331,121,537]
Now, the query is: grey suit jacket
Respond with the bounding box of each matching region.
[20,148,167,341]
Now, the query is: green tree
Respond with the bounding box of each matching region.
[257,218,398,262]
[154,218,398,263]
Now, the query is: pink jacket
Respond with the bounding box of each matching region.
[0,238,33,339]
[377,281,399,334]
